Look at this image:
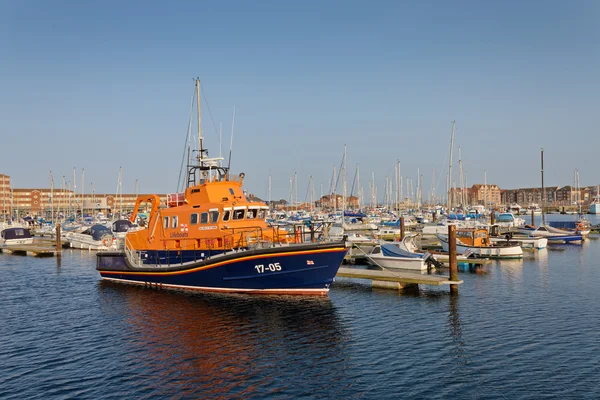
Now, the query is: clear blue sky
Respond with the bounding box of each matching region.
[1,0,598,203]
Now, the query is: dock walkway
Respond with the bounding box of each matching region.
[0,245,60,256]
[336,267,463,290]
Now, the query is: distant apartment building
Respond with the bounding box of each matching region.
[469,184,501,206]
[501,186,596,206]
[450,184,501,206]
[318,194,359,209]
[1,174,10,218]
[0,175,166,217]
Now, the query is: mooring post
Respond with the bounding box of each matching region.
[432,211,436,222]
[400,216,405,240]
[531,210,535,226]
[490,208,495,225]
[55,223,61,257]
[448,224,458,295]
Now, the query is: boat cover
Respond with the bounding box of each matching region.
[1,228,32,240]
[83,225,113,241]
[112,219,134,233]
[381,243,423,259]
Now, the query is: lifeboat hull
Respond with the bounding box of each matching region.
[96,241,348,295]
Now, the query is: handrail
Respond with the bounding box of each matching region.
[124,235,143,268]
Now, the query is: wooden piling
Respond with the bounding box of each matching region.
[432,211,436,222]
[531,210,535,226]
[56,223,61,257]
[400,217,405,240]
[448,224,458,294]
[490,208,495,225]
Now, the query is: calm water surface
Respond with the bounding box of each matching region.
[1,215,599,399]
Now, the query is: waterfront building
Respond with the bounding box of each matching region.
[318,194,359,209]
[0,183,166,218]
[450,184,501,207]
[0,174,10,219]
[469,184,501,206]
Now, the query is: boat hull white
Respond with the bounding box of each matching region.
[489,236,548,250]
[366,254,428,271]
[437,234,523,259]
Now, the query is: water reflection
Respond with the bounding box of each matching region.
[97,282,349,398]
[447,294,467,365]
[499,258,524,280]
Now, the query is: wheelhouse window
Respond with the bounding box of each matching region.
[223,210,231,222]
[229,188,235,196]
[200,212,208,224]
[172,216,178,229]
[190,213,198,225]
[163,216,169,229]
[258,209,266,220]
[233,209,245,220]
[210,211,219,223]
[247,208,257,219]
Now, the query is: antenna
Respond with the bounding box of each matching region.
[227,106,236,172]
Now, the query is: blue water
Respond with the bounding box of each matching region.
[1,215,599,399]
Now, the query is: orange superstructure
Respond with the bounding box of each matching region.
[126,173,291,253]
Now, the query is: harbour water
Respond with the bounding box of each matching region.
[2,215,600,399]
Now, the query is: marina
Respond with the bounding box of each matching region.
[2,1,598,396]
[2,217,600,398]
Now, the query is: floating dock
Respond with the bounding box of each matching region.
[336,267,463,290]
[0,245,60,257]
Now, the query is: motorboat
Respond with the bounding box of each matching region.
[517,225,583,244]
[1,227,34,246]
[68,224,116,250]
[437,228,523,259]
[366,234,437,271]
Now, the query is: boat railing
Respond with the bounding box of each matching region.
[124,236,144,267]
[166,192,185,208]
[121,227,304,269]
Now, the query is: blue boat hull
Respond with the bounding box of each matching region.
[96,242,348,295]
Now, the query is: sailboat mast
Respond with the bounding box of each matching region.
[484,169,487,209]
[81,168,84,218]
[268,174,272,208]
[448,121,455,212]
[342,144,346,214]
[458,146,464,207]
[356,165,361,209]
[49,171,54,224]
[73,167,76,217]
[541,148,545,225]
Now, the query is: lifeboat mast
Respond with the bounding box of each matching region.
[187,78,226,188]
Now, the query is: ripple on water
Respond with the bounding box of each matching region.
[2,236,600,399]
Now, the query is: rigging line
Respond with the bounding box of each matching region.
[435,150,450,194]
[200,82,223,150]
[303,177,311,204]
[349,165,358,198]
[333,150,345,194]
[177,91,196,192]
